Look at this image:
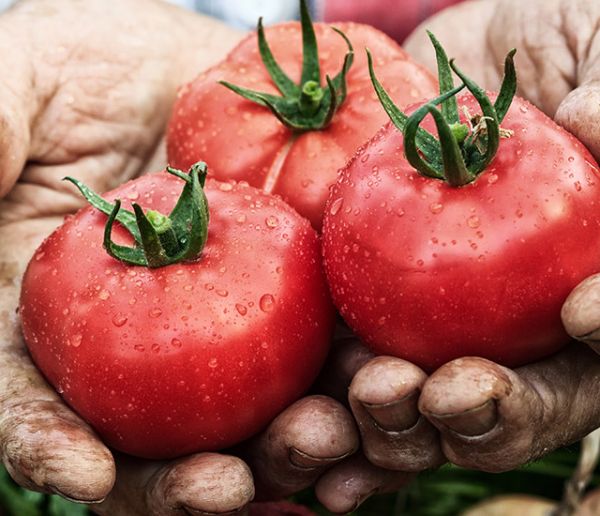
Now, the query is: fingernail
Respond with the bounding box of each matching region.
[360,390,420,432]
[183,507,246,516]
[288,447,352,470]
[48,485,105,504]
[425,398,498,437]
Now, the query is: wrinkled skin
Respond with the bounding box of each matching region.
[3,0,600,514]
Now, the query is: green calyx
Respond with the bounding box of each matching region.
[368,32,517,187]
[219,0,354,132]
[64,162,210,268]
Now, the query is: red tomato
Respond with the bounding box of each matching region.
[322,0,465,43]
[20,173,334,459]
[323,93,600,370]
[167,22,436,230]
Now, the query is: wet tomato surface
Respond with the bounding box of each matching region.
[323,94,600,370]
[167,22,436,229]
[20,173,334,459]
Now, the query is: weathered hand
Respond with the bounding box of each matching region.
[405,0,600,162]
[319,0,600,490]
[0,1,363,514]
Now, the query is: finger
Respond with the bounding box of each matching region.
[314,329,374,403]
[419,345,600,472]
[315,454,413,515]
[562,273,600,354]
[552,0,600,162]
[0,219,115,502]
[349,357,444,471]
[95,453,253,516]
[244,395,359,499]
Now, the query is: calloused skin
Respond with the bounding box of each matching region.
[2,0,600,514]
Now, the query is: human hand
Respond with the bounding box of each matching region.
[316,0,600,483]
[0,1,370,514]
[404,0,600,162]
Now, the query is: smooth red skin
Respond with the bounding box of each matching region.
[167,22,437,230]
[20,174,334,459]
[323,93,600,371]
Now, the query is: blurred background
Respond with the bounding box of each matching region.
[1,0,595,514]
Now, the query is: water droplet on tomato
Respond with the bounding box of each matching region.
[519,105,528,113]
[568,156,575,163]
[151,343,160,353]
[35,251,45,261]
[208,357,218,368]
[149,307,162,318]
[70,334,82,348]
[127,191,139,200]
[360,153,370,163]
[236,214,247,224]
[330,197,343,215]
[574,181,582,191]
[377,316,386,326]
[183,284,194,292]
[467,215,481,228]
[260,341,269,349]
[112,314,128,327]
[219,182,233,192]
[98,289,110,300]
[429,202,443,214]
[134,344,145,352]
[265,215,279,228]
[395,208,405,217]
[216,289,229,297]
[171,338,182,348]
[259,294,275,312]
[487,173,498,184]
[235,303,247,316]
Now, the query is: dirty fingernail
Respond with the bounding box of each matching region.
[425,398,498,437]
[289,447,351,470]
[360,390,420,432]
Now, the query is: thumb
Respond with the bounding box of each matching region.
[555,80,600,163]
[562,273,600,355]
[0,14,32,198]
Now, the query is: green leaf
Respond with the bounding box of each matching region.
[257,17,298,97]
[299,0,320,85]
[427,31,460,124]
[494,48,518,123]
[63,177,141,243]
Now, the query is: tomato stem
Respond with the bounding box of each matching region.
[219,0,354,132]
[64,162,210,268]
[368,33,517,187]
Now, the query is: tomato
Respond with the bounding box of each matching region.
[167,13,436,230]
[322,0,466,43]
[322,49,600,370]
[20,170,334,459]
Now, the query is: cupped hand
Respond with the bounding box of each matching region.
[318,0,600,492]
[0,1,366,514]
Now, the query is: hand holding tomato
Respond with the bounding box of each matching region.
[0,1,368,514]
[321,0,600,485]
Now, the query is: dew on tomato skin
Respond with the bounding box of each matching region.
[330,197,344,215]
[149,307,162,318]
[151,343,160,353]
[259,294,275,312]
[216,289,228,297]
[429,202,443,214]
[112,314,128,327]
[70,334,82,348]
[265,215,279,228]
[134,344,145,352]
[235,303,247,316]
[208,358,218,368]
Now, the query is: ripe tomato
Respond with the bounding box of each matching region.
[167,18,436,230]
[323,90,600,371]
[20,171,334,459]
